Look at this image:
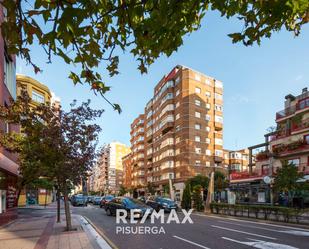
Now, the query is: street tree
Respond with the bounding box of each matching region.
[192,184,204,212]
[181,182,192,210]
[1,1,308,109]
[118,185,127,196]
[187,175,209,192]
[0,91,103,230]
[146,182,156,195]
[214,171,227,201]
[273,161,304,206]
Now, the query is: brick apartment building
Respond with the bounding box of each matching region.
[229,88,309,204]
[0,5,19,225]
[223,149,252,173]
[124,65,225,200]
[91,142,130,194]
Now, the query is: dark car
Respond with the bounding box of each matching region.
[100,195,115,208]
[105,197,153,217]
[146,196,178,212]
[93,196,103,205]
[71,195,88,207]
[87,196,95,203]
[137,196,146,203]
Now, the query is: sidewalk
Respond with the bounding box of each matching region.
[0,203,111,249]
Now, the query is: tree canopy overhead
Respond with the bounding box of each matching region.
[1,1,308,110]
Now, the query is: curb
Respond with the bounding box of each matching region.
[0,219,17,229]
[82,216,118,249]
[193,212,309,229]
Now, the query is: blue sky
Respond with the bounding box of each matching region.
[17,11,309,150]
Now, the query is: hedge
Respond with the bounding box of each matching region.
[210,203,309,224]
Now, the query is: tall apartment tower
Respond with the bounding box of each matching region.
[127,65,225,198]
[130,115,146,188]
[94,142,130,194]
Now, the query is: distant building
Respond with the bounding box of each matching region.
[92,142,130,194]
[223,149,252,173]
[16,75,57,206]
[122,153,132,189]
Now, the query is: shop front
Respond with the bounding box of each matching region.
[0,169,18,226]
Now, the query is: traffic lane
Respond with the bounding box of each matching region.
[73,205,249,249]
[191,214,309,249]
[73,205,200,249]
[73,205,309,249]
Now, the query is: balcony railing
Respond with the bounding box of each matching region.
[276,106,296,120]
[291,118,309,133]
[276,97,309,120]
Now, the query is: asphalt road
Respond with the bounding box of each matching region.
[72,204,309,249]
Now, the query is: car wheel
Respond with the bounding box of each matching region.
[106,208,112,216]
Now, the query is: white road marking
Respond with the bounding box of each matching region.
[222,237,298,249]
[202,214,309,232]
[173,235,211,249]
[219,221,309,236]
[211,225,277,240]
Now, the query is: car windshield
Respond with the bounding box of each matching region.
[94,197,101,200]
[160,198,175,204]
[75,196,84,201]
[123,198,147,208]
[105,196,114,200]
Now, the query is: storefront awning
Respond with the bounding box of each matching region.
[0,153,19,176]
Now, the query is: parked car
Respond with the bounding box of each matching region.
[87,196,95,203]
[137,196,146,203]
[105,197,153,217]
[146,196,178,212]
[100,195,115,208]
[93,196,103,205]
[71,195,88,207]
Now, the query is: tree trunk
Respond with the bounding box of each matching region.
[63,188,72,231]
[56,188,61,223]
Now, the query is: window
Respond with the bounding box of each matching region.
[195,111,201,118]
[215,104,223,112]
[205,91,211,97]
[176,137,180,143]
[195,99,201,106]
[205,114,211,121]
[215,93,223,100]
[195,124,201,130]
[205,79,212,86]
[32,91,45,103]
[195,160,201,166]
[176,113,180,120]
[195,87,201,94]
[215,138,223,145]
[175,149,180,155]
[175,76,180,85]
[206,161,210,167]
[206,138,211,144]
[215,150,223,156]
[195,74,201,81]
[215,115,223,123]
[215,80,223,88]
[305,134,309,144]
[287,158,300,167]
[195,148,202,154]
[176,102,180,108]
[206,149,211,156]
[195,136,201,142]
[4,52,16,100]
[176,89,180,96]
[175,125,180,132]
[205,126,210,132]
[5,122,9,133]
[206,103,211,109]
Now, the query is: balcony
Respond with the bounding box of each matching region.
[255,151,270,161]
[272,140,309,156]
[161,121,174,134]
[291,118,309,134]
[214,122,223,131]
[214,156,223,163]
[276,97,309,121]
